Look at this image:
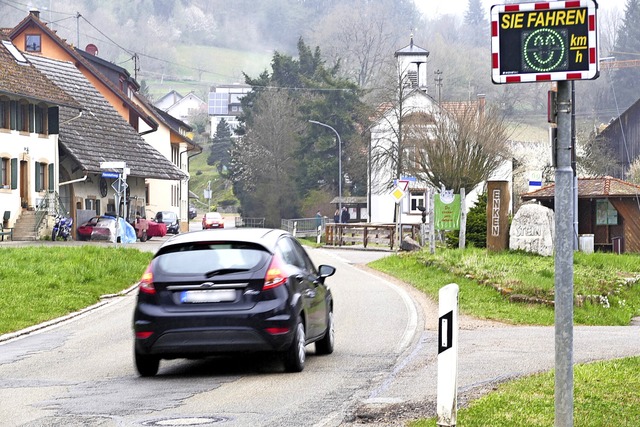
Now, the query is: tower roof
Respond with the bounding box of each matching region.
[395,35,429,57]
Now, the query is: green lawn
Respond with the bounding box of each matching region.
[369,248,640,326]
[0,246,152,335]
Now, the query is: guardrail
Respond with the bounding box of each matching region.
[235,217,265,228]
[281,218,326,237]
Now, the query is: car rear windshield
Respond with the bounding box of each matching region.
[154,242,270,275]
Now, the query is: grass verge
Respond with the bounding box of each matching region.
[409,357,640,427]
[369,248,640,326]
[0,246,152,335]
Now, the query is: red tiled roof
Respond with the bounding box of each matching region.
[0,35,78,107]
[522,176,640,199]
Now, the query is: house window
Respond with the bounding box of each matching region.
[34,104,47,134]
[171,145,179,166]
[25,34,41,52]
[35,162,46,191]
[17,101,30,132]
[1,158,9,187]
[409,191,425,213]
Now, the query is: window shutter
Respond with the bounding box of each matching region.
[11,158,17,189]
[10,101,17,130]
[48,163,54,191]
[35,162,41,191]
[29,104,35,133]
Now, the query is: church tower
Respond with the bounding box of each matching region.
[394,35,430,93]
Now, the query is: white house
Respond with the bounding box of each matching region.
[0,38,80,231]
[157,91,206,125]
[208,84,252,136]
[368,38,512,225]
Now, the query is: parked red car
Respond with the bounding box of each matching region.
[77,216,112,241]
[202,212,225,229]
[135,217,167,241]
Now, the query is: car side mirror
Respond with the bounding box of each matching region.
[318,265,336,278]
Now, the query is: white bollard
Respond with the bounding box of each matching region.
[437,283,459,426]
[317,225,322,244]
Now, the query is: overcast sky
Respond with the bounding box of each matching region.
[414,0,626,19]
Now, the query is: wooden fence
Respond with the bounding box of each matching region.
[324,223,420,250]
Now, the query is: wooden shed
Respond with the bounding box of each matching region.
[521,177,640,253]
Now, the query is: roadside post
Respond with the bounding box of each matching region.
[436,283,459,427]
[100,161,128,246]
[491,2,599,424]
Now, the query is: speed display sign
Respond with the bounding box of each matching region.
[491,1,598,84]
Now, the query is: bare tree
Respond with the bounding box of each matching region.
[230,91,306,226]
[408,104,512,193]
[309,1,400,89]
[625,156,640,184]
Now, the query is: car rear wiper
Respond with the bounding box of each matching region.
[204,268,251,278]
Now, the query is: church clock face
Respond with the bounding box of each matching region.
[100,177,108,197]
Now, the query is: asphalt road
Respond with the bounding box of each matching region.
[1,236,639,426]
[0,241,420,426]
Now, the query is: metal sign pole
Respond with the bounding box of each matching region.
[555,80,574,427]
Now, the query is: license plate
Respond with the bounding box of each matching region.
[180,289,236,303]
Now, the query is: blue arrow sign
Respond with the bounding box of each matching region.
[102,171,119,179]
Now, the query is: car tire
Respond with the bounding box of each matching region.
[315,310,334,355]
[283,317,305,373]
[135,350,159,377]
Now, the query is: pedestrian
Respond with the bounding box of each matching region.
[341,206,350,223]
[334,208,340,224]
[315,210,322,229]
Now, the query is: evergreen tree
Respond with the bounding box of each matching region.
[463,0,489,47]
[208,118,232,175]
[233,38,367,220]
[464,0,485,26]
[612,0,640,110]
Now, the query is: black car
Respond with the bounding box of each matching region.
[133,228,336,376]
[188,206,197,220]
[154,211,180,234]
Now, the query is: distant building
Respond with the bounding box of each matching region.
[155,90,206,125]
[208,84,251,136]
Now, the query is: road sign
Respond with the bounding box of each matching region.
[391,186,405,204]
[491,1,599,84]
[101,171,119,179]
[100,161,126,169]
[112,178,128,193]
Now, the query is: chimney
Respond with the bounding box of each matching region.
[477,94,486,119]
[29,9,40,19]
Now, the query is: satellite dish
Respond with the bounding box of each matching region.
[85,43,98,56]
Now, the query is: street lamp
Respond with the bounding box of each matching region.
[309,120,342,219]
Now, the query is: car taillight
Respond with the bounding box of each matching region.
[135,331,153,339]
[263,255,287,290]
[265,327,290,335]
[138,265,156,295]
